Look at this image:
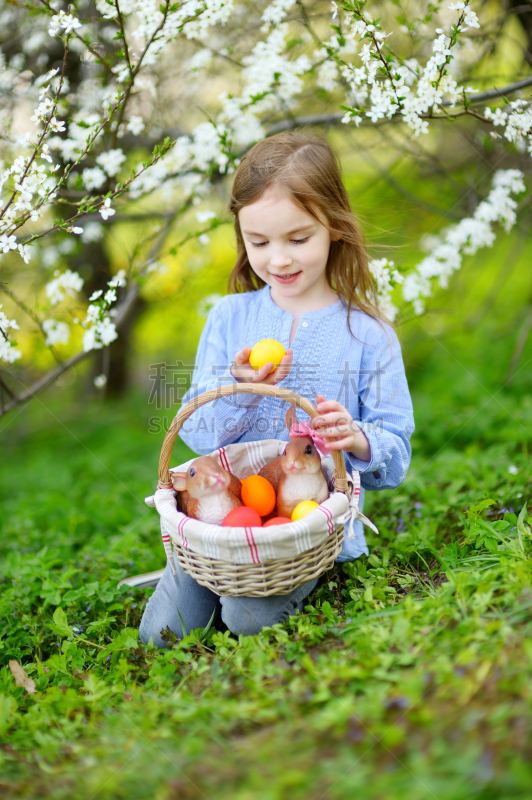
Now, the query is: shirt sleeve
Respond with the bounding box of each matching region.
[344,320,415,491]
[178,298,263,454]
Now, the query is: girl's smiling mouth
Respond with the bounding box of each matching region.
[272,271,302,284]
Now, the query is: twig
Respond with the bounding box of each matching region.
[266,75,532,135]
[0,285,62,364]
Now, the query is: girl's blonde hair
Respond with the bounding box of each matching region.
[228,131,392,337]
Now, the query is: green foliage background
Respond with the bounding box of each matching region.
[1,163,532,798]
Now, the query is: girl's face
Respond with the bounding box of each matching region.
[239,185,336,309]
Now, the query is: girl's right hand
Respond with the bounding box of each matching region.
[231,346,293,385]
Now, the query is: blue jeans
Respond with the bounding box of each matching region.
[139,559,319,649]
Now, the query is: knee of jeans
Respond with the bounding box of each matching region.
[139,611,170,649]
[220,597,267,637]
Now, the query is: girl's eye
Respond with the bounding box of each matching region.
[305,444,313,455]
[291,237,309,245]
[189,467,196,477]
[251,241,267,248]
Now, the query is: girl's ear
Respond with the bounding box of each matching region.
[171,472,187,491]
[285,404,297,432]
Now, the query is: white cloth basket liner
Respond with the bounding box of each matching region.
[146,439,378,568]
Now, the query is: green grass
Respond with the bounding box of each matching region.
[1,317,532,798]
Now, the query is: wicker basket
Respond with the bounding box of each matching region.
[155,383,352,597]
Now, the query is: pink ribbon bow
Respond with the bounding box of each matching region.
[289,421,329,455]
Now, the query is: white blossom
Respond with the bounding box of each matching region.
[261,0,296,28]
[94,374,107,389]
[127,115,145,135]
[82,315,118,351]
[42,318,70,345]
[369,259,403,321]
[45,269,84,305]
[196,209,216,223]
[404,169,526,313]
[317,59,339,92]
[18,244,32,263]
[48,11,82,37]
[82,166,107,190]
[99,197,115,220]
[96,148,126,177]
[81,222,104,243]
[0,234,17,253]
[108,269,126,288]
[197,293,222,318]
[0,305,21,363]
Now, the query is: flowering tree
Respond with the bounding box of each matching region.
[0,0,530,416]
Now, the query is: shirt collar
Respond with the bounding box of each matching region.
[259,284,344,320]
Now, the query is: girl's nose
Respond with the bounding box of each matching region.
[269,248,293,269]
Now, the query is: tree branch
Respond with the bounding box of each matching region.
[266,75,532,135]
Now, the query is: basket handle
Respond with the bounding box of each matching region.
[157,382,348,493]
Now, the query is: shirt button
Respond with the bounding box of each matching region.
[302,321,308,328]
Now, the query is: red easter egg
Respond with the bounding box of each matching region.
[263,517,292,527]
[222,506,262,527]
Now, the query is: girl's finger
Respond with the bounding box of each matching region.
[313,411,352,428]
[315,399,346,413]
[318,425,351,439]
[322,436,355,450]
[327,431,355,450]
[233,346,251,366]
[274,353,293,381]
[254,363,274,381]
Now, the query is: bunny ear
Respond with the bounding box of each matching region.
[170,472,187,491]
[285,404,297,431]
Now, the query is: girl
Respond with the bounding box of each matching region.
[140,132,414,648]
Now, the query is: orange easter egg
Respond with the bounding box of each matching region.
[241,475,276,516]
[263,517,292,527]
[222,507,262,527]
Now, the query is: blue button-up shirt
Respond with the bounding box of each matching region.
[179,285,414,560]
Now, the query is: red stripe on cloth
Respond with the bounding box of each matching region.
[244,528,260,564]
[178,517,188,548]
[317,506,334,536]
[248,527,260,563]
[218,447,230,472]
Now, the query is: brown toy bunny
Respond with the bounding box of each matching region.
[259,405,329,519]
[171,456,242,525]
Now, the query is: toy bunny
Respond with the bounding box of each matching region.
[259,405,329,518]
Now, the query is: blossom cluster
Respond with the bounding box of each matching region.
[81,271,126,352]
[402,170,526,314]
[0,0,530,386]
[484,100,532,156]
[369,259,404,322]
[338,2,480,135]
[42,319,71,347]
[0,305,21,363]
[45,269,84,306]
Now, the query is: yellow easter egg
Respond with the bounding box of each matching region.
[291,500,320,521]
[249,339,286,374]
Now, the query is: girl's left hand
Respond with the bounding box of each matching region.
[312,394,371,462]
